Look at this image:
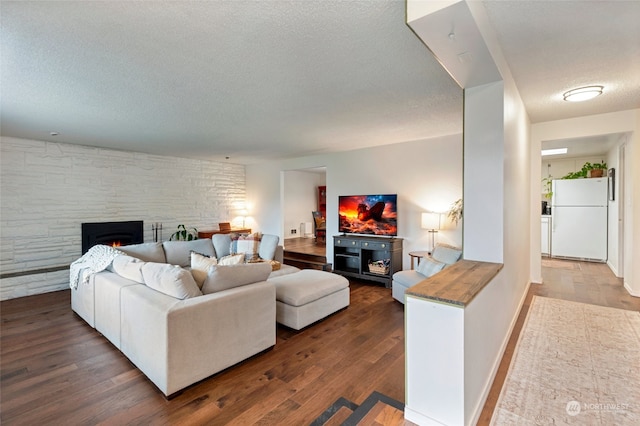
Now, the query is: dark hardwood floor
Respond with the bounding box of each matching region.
[283,237,327,257]
[1,280,405,425]
[283,237,331,271]
[1,257,637,425]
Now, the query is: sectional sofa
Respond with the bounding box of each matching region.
[70,235,349,397]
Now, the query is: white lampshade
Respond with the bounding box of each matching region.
[421,212,441,230]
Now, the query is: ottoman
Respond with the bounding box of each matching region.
[268,270,350,330]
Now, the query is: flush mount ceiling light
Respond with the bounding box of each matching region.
[541,148,568,156]
[563,86,604,102]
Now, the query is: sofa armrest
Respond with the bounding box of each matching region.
[120,281,275,396]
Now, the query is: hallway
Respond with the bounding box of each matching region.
[478,258,640,423]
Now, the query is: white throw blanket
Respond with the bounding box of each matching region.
[70,245,124,290]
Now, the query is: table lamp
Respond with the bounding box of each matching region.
[421,212,441,252]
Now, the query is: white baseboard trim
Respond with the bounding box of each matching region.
[624,281,640,298]
[606,260,620,277]
[404,406,447,426]
[469,281,531,426]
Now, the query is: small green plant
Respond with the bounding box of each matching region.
[447,198,463,226]
[562,161,607,179]
[170,224,198,241]
[542,176,553,200]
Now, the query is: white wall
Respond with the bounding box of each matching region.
[246,134,463,268]
[460,50,532,425]
[282,170,325,239]
[0,137,245,300]
[530,109,640,296]
[463,81,505,264]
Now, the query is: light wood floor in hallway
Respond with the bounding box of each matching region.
[1,258,638,425]
[477,258,640,425]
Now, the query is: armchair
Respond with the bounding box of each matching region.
[391,243,462,304]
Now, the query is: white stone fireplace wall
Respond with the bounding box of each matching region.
[0,137,245,300]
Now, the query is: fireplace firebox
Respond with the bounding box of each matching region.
[81,221,144,254]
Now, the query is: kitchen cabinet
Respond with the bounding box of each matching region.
[541,216,551,256]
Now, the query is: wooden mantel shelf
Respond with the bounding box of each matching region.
[405,259,503,306]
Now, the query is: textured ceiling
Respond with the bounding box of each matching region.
[2,1,638,163]
[483,0,640,124]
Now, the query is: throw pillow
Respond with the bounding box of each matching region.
[141,262,202,299]
[218,253,245,265]
[258,234,279,261]
[212,234,232,258]
[111,255,145,283]
[190,252,218,289]
[431,244,463,265]
[230,232,262,261]
[416,256,446,278]
[202,262,272,294]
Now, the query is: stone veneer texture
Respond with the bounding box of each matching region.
[0,137,245,300]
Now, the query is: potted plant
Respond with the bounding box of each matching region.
[586,160,607,177]
[542,176,553,200]
[447,198,463,226]
[170,224,198,241]
[562,160,607,179]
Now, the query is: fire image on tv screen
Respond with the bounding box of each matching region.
[338,194,398,236]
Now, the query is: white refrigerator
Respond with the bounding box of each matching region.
[551,178,608,261]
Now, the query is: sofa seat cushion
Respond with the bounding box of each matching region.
[269,270,349,307]
[392,270,429,289]
[202,262,272,294]
[163,239,215,267]
[118,242,166,263]
[141,262,202,299]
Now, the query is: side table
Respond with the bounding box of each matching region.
[197,228,251,239]
[408,251,430,270]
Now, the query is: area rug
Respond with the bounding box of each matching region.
[541,258,581,270]
[491,296,640,425]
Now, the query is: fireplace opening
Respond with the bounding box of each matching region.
[82,221,144,254]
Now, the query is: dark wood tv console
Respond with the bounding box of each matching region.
[333,235,403,288]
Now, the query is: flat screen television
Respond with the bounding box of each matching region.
[338,194,398,236]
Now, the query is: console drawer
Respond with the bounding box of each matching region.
[361,240,390,251]
[335,238,359,248]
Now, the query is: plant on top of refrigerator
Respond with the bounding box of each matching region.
[562,161,607,179]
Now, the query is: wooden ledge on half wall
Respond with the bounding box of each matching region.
[405,259,504,306]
